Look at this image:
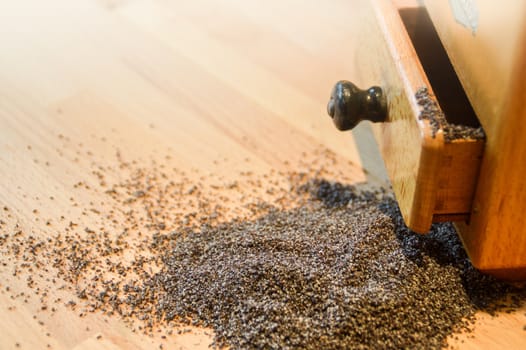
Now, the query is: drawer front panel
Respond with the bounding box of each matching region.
[342,0,484,233]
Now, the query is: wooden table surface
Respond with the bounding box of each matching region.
[0,0,525,349]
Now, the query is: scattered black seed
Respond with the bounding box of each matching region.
[2,146,524,349]
[124,179,521,349]
[416,87,485,142]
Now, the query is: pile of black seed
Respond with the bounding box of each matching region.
[3,140,524,349]
[416,87,485,141]
[135,179,522,349]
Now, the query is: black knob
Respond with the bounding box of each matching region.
[327,80,387,131]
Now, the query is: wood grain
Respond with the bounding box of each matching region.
[369,0,443,233]
[0,0,524,348]
[434,139,484,216]
[424,0,526,132]
[365,0,484,233]
[425,0,526,278]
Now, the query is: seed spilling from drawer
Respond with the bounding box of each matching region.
[416,87,485,142]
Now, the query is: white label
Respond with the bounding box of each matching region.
[449,0,479,34]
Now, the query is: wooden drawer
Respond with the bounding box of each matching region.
[423,1,526,278]
[329,0,484,233]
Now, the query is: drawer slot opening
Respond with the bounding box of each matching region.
[399,7,481,129]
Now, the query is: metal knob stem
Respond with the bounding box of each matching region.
[327,80,387,131]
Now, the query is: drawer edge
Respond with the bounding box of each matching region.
[370,0,484,233]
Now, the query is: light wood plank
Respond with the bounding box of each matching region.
[0,0,524,348]
[425,0,526,278]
